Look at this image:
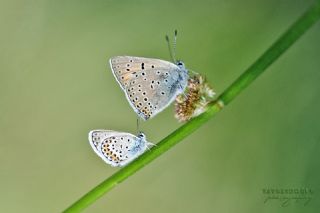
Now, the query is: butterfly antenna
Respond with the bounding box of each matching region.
[165,34,176,63]
[136,117,140,133]
[173,29,178,63]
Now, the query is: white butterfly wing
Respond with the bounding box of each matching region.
[109,56,187,119]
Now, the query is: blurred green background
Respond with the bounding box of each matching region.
[1,0,319,212]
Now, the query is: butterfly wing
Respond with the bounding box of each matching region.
[109,56,188,120]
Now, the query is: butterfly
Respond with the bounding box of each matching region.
[88,130,152,167]
[109,56,189,120]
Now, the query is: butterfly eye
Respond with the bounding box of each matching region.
[137,132,146,139]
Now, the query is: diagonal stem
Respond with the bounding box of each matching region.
[63,2,320,212]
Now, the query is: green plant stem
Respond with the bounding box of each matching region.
[63,2,320,212]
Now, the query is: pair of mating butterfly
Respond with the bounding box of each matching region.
[89,31,190,167]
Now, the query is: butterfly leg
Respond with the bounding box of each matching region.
[146,142,156,150]
[136,117,141,133]
[178,84,187,98]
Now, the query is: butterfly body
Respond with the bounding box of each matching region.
[110,56,188,120]
[88,130,150,167]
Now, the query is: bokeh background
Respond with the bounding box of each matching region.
[1,0,319,212]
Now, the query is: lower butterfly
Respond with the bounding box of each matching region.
[88,130,153,167]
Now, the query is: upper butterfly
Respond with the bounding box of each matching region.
[109,56,189,120]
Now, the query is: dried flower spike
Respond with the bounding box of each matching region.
[175,74,215,122]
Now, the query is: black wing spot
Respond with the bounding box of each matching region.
[141,63,145,70]
[151,65,154,68]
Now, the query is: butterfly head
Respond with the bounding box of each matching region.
[137,132,146,140]
[176,60,185,69]
[131,132,147,152]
